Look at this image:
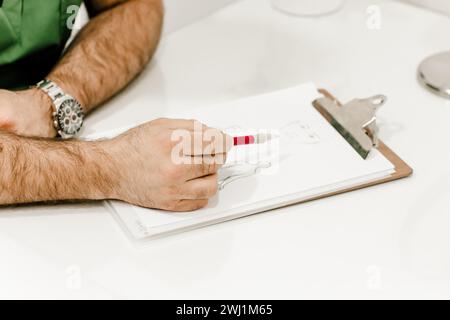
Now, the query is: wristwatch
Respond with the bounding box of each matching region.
[37,79,85,139]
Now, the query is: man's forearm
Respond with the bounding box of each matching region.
[48,0,164,113]
[0,133,118,205]
[0,119,230,211]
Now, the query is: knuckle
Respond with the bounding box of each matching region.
[183,119,196,129]
[192,119,205,131]
[151,118,169,126]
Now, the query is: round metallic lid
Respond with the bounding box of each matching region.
[418,51,450,99]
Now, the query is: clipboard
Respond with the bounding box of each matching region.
[104,85,414,241]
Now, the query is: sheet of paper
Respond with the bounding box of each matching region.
[87,83,395,240]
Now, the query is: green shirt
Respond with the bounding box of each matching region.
[0,0,83,89]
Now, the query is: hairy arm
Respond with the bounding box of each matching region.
[0,133,117,205]
[48,0,164,113]
[0,120,230,211]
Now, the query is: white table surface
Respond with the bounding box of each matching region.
[2,0,450,299]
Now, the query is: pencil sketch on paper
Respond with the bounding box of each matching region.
[218,162,272,190]
[217,122,321,189]
[279,121,321,145]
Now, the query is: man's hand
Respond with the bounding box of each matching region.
[106,119,233,211]
[0,89,56,138]
[0,118,232,212]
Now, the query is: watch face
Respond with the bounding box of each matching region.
[57,99,84,136]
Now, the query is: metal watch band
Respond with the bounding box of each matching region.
[37,79,66,102]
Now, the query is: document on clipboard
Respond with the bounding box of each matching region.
[88,83,412,241]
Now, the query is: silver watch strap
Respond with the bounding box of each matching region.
[37,79,67,103]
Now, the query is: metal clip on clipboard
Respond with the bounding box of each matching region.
[314,93,387,159]
[218,92,388,189]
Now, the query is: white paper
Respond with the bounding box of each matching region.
[87,83,395,240]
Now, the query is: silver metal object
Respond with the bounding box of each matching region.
[418,51,450,99]
[37,79,85,139]
[314,95,387,159]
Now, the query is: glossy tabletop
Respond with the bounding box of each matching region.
[1,0,450,299]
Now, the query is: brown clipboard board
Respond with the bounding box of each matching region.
[296,89,413,204]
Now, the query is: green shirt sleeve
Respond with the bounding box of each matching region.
[0,0,83,89]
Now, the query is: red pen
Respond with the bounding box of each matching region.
[233,133,277,146]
